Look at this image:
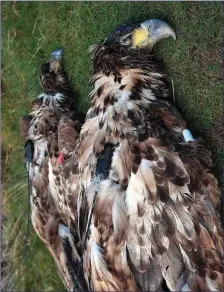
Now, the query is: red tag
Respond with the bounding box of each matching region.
[58,152,64,164]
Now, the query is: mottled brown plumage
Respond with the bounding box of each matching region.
[20,21,223,291]
[20,50,86,291]
[77,20,224,291]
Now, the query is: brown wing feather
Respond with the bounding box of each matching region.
[20,115,33,141]
[30,154,74,290]
[83,180,137,291]
[124,135,223,290]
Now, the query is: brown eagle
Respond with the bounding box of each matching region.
[20,49,87,290]
[76,19,224,291]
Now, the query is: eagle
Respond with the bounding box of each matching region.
[20,49,87,290]
[20,18,224,291]
[76,19,224,291]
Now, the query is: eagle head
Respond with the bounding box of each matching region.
[39,49,71,93]
[104,19,176,49]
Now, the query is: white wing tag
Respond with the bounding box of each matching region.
[182,129,194,142]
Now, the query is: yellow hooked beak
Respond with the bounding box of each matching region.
[132,19,176,48]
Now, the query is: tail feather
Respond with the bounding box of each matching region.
[58,224,87,291]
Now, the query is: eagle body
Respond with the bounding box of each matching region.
[77,41,224,290]
[20,51,87,291]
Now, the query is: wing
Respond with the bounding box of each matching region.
[79,110,223,291]
[48,112,85,227]
[120,136,223,291]
[80,113,223,291]
[20,115,33,142]
[20,115,87,291]
[30,158,73,290]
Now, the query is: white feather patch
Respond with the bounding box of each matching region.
[58,224,70,239]
[141,88,156,101]
[91,240,116,286]
[205,275,218,291]
[181,283,191,291]
[167,204,196,241]
[112,194,128,234]
[125,172,145,215]
[179,244,196,272]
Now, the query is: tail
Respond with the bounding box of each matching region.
[58,224,88,291]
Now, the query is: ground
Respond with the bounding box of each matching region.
[2,2,223,291]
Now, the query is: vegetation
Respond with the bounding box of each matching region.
[2,2,223,290]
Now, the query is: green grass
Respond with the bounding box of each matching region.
[2,2,223,291]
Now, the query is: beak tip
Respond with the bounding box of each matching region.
[142,18,176,43]
[172,33,177,41]
[51,48,63,59]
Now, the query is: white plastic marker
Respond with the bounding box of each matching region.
[182,129,194,142]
